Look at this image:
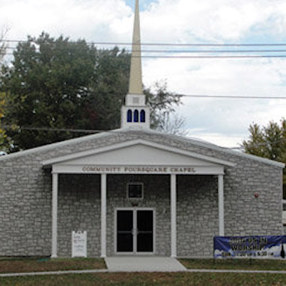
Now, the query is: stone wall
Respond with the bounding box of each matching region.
[177,175,218,257]
[0,129,283,257]
[58,174,101,257]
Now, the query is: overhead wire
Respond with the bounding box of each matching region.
[2,39,286,47]
[1,39,286,150]
[3,124,286,152]
[3,40,286,58]
[2,53,286,59]
[182,94,286,100]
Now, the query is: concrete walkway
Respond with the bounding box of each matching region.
[3,266,286,277]
[105,256,187,272]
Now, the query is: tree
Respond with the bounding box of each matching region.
[83,47,131,131]
[1,33,98,151]
[0,92,6,148]
[145,81,182,129]
[242,119,286,197]
[0,27,8,63]
[156,113,187,136]
[0,28,10,151]
[1,33,182,152]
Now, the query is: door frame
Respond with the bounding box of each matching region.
[114,208,156,255]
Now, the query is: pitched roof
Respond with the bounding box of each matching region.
[0,127,284,168]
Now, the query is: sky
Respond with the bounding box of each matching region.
[1,0,286,148]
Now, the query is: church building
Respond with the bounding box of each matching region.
[0,0,284,258]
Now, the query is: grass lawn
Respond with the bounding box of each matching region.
[1,258,286,285]
[1,272,286,285]
[0,257,106,273]
[180,258,286,271]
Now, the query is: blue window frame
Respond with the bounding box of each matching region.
[127,109,132,122]
[140,110,146,122]
[134,110,139,122]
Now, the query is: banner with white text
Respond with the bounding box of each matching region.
[214,236,286,259]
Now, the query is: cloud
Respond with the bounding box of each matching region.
[142,0,286,42]
[1,0,286,147]
[143,55,286,147]
[0,0,132,41]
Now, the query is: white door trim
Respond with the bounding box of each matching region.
[114,208,156,255]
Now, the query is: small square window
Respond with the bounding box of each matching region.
[132,97,140,104]
[127,183,143,200]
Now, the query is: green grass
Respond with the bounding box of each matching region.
[1,272,286,285]
[180,258,286,270]
[0,257,106,273]
[1,258,286,285]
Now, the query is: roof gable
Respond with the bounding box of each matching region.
[1,128,284,169]
[42,139,235,168]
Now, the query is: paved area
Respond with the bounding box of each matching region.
[105,256,187,272]
[0,269,108,278]
[3,267,286,277]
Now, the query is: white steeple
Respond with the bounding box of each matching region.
[121,0,150,129]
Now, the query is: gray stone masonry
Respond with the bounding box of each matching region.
[0,129,283,257]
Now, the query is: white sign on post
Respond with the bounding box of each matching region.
[72,231,87,258]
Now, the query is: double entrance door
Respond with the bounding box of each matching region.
[116,209,154,254]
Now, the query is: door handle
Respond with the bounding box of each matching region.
[132,228,138,236]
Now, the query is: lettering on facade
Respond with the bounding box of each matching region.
[82,166,196,174]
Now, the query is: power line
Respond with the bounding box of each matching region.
[3,40,286,47]
[2,125,105,134]
[182,94,286,100]
[139,55,286,59]
[5,45,286,53]
[3,124,286,153]
[3,52,286,59]
[144,49,286,54]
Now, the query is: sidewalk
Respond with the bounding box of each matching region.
[3,267,286,277]
[105,256,186,272]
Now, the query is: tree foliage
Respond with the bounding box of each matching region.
[156,113,187,136]
[0,28,9,151]
[242,120,286,196]
[0,92,7,148]
[1,33,182,152]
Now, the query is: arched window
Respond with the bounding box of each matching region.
[127,109,132,122]
[134,109,139,122]
[140,110,146,122]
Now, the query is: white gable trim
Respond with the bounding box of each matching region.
[42,139,235,167]
[1,128,284,168]
[143,128,285,168]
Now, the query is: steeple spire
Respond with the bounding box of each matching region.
[129,0,143,94]
[121,0,150,129]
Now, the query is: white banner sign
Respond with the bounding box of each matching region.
[72,231,87,258]
[82,166,197,174]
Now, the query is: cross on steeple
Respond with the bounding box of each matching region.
[121,0,150,129]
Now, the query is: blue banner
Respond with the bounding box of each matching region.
[214,236,286,258]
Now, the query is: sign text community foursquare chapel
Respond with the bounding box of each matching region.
[214,236,286,259]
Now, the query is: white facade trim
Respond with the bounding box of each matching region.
[1,128,283,168]
[218,175,225,236]
[52,165,224,175]
[171,174,177,257]
[42,139,235,167]
[101,174,107,258]
[51,173,58,258]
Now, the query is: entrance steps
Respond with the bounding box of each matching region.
[105,256,186,272]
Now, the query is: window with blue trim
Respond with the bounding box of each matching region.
[134,110,139,122]
[127,109,132,122]
[140,110,146,122]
